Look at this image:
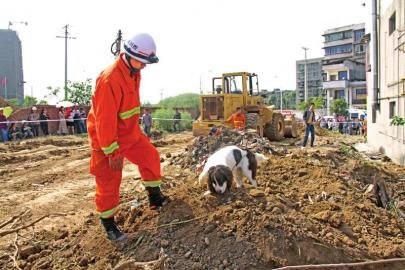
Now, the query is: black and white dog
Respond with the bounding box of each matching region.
[198,145,268,194]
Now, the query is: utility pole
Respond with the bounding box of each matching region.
[57,25,76,100]
[110,29,122,58]
[302,47,309,102]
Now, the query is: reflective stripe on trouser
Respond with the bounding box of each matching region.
[90,134,161,216]
[98,207,118,219]
[142,180,161,187]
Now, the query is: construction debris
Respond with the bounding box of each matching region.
[169,128,285,170]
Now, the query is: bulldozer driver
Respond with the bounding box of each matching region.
[87,33,168,241]
[226,107,246,130]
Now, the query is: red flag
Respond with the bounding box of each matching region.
[1,77,6,87]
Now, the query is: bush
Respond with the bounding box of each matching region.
[158,93,199,109]
[180,112,193,130]
[152,109,193,132]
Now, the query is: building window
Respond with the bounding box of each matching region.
[325,31,352,42]
[338,71,348,80]
[330,75,337,81]
[389,12,396,35]
[355,44,364,53]
[354,30,365,42]
[352,88,367,104]
[343,31,352,39]
[389,101,396,118]
[325,32,343,42]
[335,90,345,99]
[325,44,352,56]
[356,89,367,95]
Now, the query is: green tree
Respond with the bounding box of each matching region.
[66,79,93,106]
[158,93,199,109]
[282,90,296,109]
[153,108,176,132]
[38,100,48,105]
[330,98,349,117]
[23,96,38,107]
[7,98,20,107]
[298,96,325,111]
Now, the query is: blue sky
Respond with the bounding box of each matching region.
[1,0,370,104]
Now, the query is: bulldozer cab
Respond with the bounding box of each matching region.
[200,72,262,123]
[211,72,261,102]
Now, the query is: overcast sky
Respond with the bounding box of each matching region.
[1,0,371,104]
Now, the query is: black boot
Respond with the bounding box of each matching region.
[146,186,168,209]
[101,217,126,241]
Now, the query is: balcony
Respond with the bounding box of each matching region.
[323,80,349,89]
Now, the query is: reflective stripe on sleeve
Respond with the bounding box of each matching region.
[119,106,141,120]
[102,141,119,155]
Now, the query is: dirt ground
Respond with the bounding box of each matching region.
[0,130,404,270]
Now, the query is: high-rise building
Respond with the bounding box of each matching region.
[0,29,24,102]
[296,57,324,105]
[322,23,366,113]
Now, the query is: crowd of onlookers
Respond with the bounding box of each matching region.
[0,105,87,143]
[319,116,367,136]
[57,106,87,136]
[1,105,186,143]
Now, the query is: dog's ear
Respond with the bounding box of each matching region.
[208,166,216,175]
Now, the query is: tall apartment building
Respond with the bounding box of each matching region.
[296,57,324,105]
[0,29,24,102]
[367,0,405,165]
[322,23,367,113]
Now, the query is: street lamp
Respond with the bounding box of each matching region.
[302,47,309,102]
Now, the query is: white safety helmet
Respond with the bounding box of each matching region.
[123,33,159,64]
[32,106,37,111]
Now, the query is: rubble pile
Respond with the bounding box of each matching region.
[169,128,285,170]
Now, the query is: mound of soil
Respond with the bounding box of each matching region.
[1,133,404,270]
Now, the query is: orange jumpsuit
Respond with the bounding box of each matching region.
[226,113,246,129]
[87,53,161,219]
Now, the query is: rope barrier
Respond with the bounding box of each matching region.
[0,118,194,125]
[0,119,364,125]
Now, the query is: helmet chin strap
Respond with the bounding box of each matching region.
[125,54,140,77]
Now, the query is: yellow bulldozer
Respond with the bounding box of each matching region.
[192,72,297,141]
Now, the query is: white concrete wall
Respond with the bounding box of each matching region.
[367,0,405,165]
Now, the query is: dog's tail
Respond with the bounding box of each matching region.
[254,153,268,164]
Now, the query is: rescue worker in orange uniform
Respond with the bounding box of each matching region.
[226,107,246,130]
[87,33,167,241]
